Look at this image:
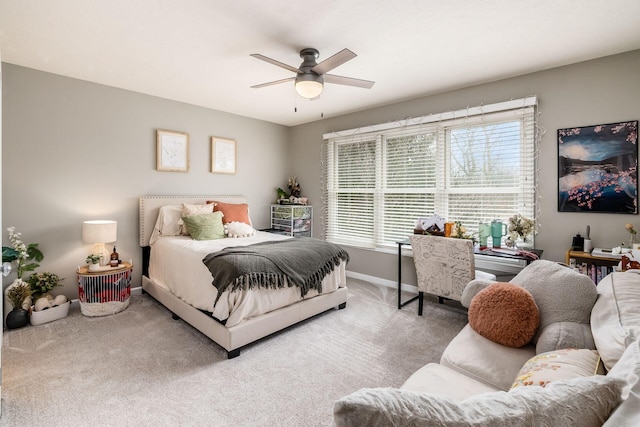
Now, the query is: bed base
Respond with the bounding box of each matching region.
[142,275,348,359]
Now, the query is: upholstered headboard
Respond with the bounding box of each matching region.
[138,195,248,247]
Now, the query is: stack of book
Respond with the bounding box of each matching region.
[573,262,616,285]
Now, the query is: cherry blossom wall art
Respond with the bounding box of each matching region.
[558,120,638,214]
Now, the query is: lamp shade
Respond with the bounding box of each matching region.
[82,220,117,244]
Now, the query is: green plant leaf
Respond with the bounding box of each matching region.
[2,246,19,263]
[21,262,40,274]
[26,243,44,262]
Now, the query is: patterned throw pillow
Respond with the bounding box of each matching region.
[181,212,225,240]
[511,348,605,389]
[179,203,214,235]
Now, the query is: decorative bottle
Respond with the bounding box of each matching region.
[110,246,120,267]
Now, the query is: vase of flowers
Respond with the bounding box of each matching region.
[508,214,535,250]
[288,177,301,198]
[3,227,43,279]
[6,281,31,329]
[3,227,44,321]
[626,224,637,249]
[452,221,474,241]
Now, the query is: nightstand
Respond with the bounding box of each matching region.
[77,262,133,317]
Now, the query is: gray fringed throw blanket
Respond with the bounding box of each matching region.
[203,237,349,306]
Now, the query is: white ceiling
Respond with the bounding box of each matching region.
[2,0,640,127]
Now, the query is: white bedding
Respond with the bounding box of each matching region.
[148,231,346,327]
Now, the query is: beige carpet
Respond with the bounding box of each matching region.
[1,279,467,426]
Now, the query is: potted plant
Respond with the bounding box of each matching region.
[6,281,31,329]
[86,254,101,272]
[26,271,70,326]
[3,227,43,321]
[276,187,288,204]
[26,271,64,301]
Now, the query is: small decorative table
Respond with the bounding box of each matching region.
[77,262,132,317]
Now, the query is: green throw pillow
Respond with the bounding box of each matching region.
[182,212,225,240]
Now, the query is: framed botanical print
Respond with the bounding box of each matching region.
[558,120,638,213]
[157,129,189,172]
[211,136,236,174]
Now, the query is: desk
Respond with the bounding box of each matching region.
[396,238,542,310]
[396,239,418,309]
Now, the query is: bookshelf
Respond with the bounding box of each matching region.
[565,250,620,284]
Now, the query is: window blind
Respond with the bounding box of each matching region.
[323,97,538,249]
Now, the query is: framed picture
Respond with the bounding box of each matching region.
[156,129,189,172]
[211,136,236,174]
[558,120,638,213]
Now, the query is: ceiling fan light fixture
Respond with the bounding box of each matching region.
[295,74,324,99]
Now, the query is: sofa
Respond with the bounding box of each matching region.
[333,260,640,426]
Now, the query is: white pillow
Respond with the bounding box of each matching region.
[224,221,255,238]
[149,205,183,245]
[603,339,640,427]
[333,376,622,427]
[591,272,640,370]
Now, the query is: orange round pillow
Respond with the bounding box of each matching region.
[468,282,540,348]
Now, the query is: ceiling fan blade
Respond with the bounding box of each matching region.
[311,49,357,75]
[250,54,301,74]
[250,77,295,89]
[324,74,375,89]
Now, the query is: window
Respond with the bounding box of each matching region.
[323,97,538,249]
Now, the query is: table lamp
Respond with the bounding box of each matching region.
[82,220,117,266]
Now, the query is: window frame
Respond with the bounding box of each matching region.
[323,97,538,250]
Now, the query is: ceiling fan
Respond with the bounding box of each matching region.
[250,48,375,99]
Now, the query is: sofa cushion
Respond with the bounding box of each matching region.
[535,321,595,355]
[441,325,535,391]
[511,348,604,389]
[460,278,495,308]
[333,376,622,427]
[468,282,539,348]
[511,259,598,350]
[591,271,640,370]
[401,363,500,402]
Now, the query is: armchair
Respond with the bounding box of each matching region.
[410,234,496,315]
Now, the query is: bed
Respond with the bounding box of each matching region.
[139,195,348,358]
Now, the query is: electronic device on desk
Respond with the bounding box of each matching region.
[571,233,585,251]
[592,248,625,259]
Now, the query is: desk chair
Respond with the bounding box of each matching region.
[410,234,496,315]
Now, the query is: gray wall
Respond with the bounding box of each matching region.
[2,64,290,298]
[289,50,640,286]
[3,50,640,298]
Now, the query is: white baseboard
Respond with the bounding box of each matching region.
[346,271,419,294]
